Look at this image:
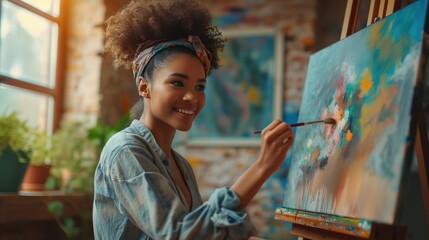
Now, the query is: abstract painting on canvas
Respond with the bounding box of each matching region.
[283,0,428,223]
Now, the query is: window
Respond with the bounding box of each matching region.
[0,0,65,132]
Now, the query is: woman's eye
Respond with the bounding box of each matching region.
[196,85,205,91]
[171,81,184,87]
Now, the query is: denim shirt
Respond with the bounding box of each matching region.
[93,120,255,239]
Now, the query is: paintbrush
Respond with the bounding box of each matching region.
[253,117,337,134]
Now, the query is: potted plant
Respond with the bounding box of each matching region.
[47,121,98,193]
[21,131,53,191]
[0,112,34,192]
[39,121,98,239]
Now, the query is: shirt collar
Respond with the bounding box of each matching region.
[129,119,165,159]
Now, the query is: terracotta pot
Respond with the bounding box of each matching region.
[21,164,51,191]
[61,168,73,188]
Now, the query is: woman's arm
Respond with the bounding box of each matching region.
[231,119,294,208]
[100,143,255,239]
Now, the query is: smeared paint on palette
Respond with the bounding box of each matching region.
[281,0,428,224]
[275,207,372,237]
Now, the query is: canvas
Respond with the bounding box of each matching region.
[283,0,428,224]
[186,29,283,146]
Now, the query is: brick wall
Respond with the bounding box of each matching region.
[62,0,105,127]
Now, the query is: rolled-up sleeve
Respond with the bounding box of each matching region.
[188,188,255,239]
[108,144,255,240]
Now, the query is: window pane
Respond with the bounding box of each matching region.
[21,0,61,17]
[0,1,58,88]
[0,84,53,131]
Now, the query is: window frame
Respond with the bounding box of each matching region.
[0,0,67,131]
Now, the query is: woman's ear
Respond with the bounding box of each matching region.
[138,77,150,99]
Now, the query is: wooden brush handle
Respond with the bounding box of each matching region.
[290,122,305,127]
[253,120,326,134]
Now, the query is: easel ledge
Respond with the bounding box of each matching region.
[290,222,406,240]
[275,207,407,240]
[275,207,372,238]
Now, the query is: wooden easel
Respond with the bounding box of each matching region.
[286,0,429,239]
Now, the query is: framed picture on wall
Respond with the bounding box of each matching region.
[185,28,284,147]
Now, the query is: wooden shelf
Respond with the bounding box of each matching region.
[0,191,92,224]
[0,191,93,239]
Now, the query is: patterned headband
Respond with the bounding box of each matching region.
[132,35,212,87]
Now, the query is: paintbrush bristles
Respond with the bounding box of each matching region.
[323,117,337,125]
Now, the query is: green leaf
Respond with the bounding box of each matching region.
[64,217,80,238]
[47,200,63,217]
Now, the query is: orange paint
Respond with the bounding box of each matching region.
[346,130,353,142]
[369,23,382,48]
[336,108,344,120]
[312,148,320,161]
[247,86,260,104]
[360,69,373,95]
[360,83,399,140]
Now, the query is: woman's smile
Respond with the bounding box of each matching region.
[173,107,196,115]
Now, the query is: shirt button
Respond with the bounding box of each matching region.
[162,160,169,165]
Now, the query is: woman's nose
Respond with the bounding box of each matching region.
[183,91,198,103]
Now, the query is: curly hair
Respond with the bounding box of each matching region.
[105,0,225,119]
[104,0,224,71]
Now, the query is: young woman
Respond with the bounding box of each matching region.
[93,0,294,239]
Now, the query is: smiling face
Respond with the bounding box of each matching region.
[139,52,206,135]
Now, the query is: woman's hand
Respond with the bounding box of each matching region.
[230,119,294,208]
[256,119,294,175]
